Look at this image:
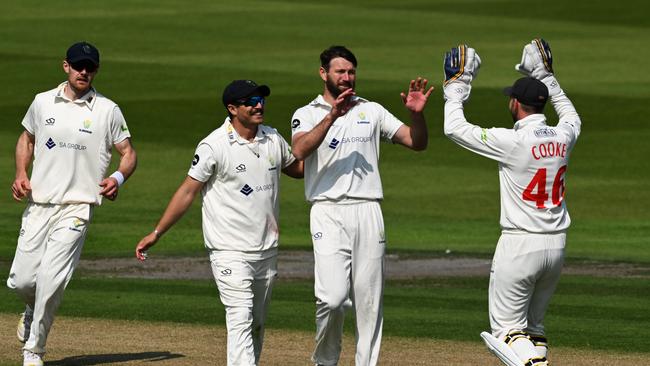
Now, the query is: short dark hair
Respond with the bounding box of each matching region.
[320,46,357,71]
[519,102,544,114]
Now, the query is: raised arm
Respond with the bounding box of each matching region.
[11,130,35,201]
[392,77,434,151]
[135,176,204,261]
[291,88,356,160]
[515,38,581,139]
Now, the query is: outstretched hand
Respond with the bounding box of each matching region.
[400,77,434,113]
[135,232,158,261]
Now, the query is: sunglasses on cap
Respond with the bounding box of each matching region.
[69,60,98,73]
[236,96,265,107]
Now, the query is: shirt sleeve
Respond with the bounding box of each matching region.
[443,99,517,163]
[188,142,217,183]
[21,98,38,135]
[290,107,316,136]
[110,105,131,144]
[550,90,581,146]
[377,103,404,140]
[278,133,297,169]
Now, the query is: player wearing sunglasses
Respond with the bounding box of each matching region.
[135,80,303,365]
[7,41,137,366]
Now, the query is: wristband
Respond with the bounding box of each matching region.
[153,229,161,238]
[110,171,125,187]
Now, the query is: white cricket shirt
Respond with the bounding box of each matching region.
[444,90,581,233]
[22,82,131,205]
[188,118,296,255]
[291,95,403,202]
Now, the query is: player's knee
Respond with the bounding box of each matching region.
[8,273,36,294]
[318,293,349,311]
[226,306,253,330]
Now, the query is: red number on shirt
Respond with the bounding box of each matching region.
[523,168,548,208]
[523,165,567,209]
[552,165,567,206]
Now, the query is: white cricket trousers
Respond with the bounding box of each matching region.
[6,202,92,354]
[310,200,385,366]
[209,250,277,366]
[489,231,565,352]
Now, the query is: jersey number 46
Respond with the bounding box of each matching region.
[523,165,567,209]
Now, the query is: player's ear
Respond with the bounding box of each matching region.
[227,104,238,117]
[319,66,327,82]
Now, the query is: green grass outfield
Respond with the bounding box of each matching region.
[0,1,649,362]
[0,0,648,262]
[0,273,648,353]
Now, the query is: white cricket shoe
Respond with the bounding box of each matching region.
[23,350,43,366]
[17,308,33,343]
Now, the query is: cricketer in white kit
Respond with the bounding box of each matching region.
[7,41,137,366]
[442,39,581,366]
[135,80,303,366]
[291,45,433,366]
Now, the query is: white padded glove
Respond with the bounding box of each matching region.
[515,38,561,96]
[443,44,481,102]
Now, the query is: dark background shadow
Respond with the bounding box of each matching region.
[46,351,184,365]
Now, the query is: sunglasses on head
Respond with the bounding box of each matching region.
[236,96,265,107]
[69,60,98,73]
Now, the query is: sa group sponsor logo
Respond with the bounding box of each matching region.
[46,138,56,149]
[291,119,301,129]
[240,184,253,196]
[340,136,371,143]
[328,138,340,149]
[58,141,87,150]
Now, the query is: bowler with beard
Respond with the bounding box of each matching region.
[290,46,434,366]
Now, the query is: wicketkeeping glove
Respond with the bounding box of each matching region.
[515,38,561,96]
[443,44,481,102]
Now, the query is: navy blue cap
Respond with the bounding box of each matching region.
[66,42,100,66]
[222,80,270,107]
[503,77,548,108]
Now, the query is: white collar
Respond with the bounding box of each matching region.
[54,82,97,110]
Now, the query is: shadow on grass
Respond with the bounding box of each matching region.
[46,351,184,365]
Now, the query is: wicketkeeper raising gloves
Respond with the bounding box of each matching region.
[442,39,581,366]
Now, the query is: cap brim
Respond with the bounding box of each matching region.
[67,55,99,66]
[256,85,271,97]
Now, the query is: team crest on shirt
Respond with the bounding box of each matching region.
[291,119,301,129]
[69,218,85,232]
[45,117,55,126]
[79,119,93,134]
[268,156,277,171]
[357,112,369,124]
